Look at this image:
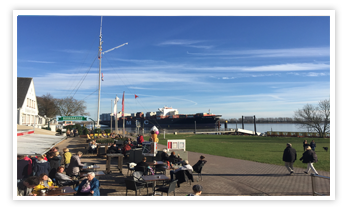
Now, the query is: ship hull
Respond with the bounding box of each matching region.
[99,116,220,129]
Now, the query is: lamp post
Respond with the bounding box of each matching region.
[89,118,96,136]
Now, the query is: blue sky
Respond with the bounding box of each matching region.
[16,15,331,120]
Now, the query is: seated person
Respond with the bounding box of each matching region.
[74,172,100,196]
[122,140,134,156]
[32,173,58,195]
[168,151,182,165]
[170,160,193,181]
[55,166,79,187]
[88,141,97,153]
[187,184,203,196]
[192,155,208,173]
[17,176,40,196]
[136,157,149,174]
[138,135,144,145]
[161,149,169,162]
[107,144,121,154]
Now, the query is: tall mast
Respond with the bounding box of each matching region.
[96,17,103,128]
[95,16,128,128]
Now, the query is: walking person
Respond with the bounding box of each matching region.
[300,146,319,175]
[310,140,316,151]
[303,140,309,151]
[282,143,297,175]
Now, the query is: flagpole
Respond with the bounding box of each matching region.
[96,16,103,128]
[115,95,118,135]
[110,100,112,134]
[122,91,125,137]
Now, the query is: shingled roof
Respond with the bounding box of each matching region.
[17,77,32,109]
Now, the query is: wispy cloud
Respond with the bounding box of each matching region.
[57,49,87,54]
[24,60,56,64]
[187,47,330,58]
[108,58,167,64]
[158,40,214,49]
[241,63,329,72]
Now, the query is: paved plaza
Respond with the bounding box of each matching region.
[56,136,330,197]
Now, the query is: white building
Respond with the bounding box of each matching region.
[17,77,46,127]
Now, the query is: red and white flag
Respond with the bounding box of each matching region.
[102,73,104,81]
[135,94,138,99]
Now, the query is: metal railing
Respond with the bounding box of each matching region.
[311,173,330,196]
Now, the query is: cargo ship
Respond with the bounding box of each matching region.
[99,106,222,129]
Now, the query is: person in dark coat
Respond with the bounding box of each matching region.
[192,155,208,174]
[303,140,310,151]
[47,152,61,180]
[161,149,169,162]
[300,146,318,175]
[33,155,50,177]
[310,140,316,151]
[107,144,121,154]
[17,155,29,182]
[282,143,297,175]
[136,157,150,175]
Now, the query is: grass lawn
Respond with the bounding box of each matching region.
[157,134,330,172]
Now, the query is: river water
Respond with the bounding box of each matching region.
[87,123,308,134]
[225,123,309,133]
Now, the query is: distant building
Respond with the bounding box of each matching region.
[17,77,46,126]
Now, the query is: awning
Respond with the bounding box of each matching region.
[17,134,66,156]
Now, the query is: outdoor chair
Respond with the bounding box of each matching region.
[127,162,136,176]
[134,165,148,175]
[132,171,154,195]
[175,170,194,187]
[192,161,206,182]
[125,178,145,196]
[154,164,167,175]
[154,180,178,196]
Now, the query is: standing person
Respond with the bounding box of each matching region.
[17,155,29,183]
[303,140,309,151]
[66,129,70,137]
[300,146,319,175]
[47,152,61,180]
[17,176,40,196]
[66,151,84,179]
[70,129,74,137]
[63,148,72,169]
[310,140,316,151]
[23,155,33,176]
[32,155,50,177]
[282,143,297,175]
[187,184,203,196]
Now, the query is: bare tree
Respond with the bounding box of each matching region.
[293,99,330,138]
[55,96,90,116]
[37,93,58,118]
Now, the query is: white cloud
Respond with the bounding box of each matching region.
[186,47,330,58]
[158,39,214,49]
[24,60,56,64]
[241,63,329,72]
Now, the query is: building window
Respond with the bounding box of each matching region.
[27,114,30,124]
[27,98,29,107]
[31,115,34,124]
[22,115,26,124]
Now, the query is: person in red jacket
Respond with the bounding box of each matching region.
[122,140,133,156]
[138,135,144,145]
[23,155,33,176]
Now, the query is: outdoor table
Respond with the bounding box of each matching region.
[106,153,123,174]
[80,171,105,178]
[146,161,165,166]
[82,164,100,170]
[38,186,76,196]
[141,174,170,195]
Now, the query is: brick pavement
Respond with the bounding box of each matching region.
[55,136,330,196]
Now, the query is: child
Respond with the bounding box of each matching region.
[187,184,203,196]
